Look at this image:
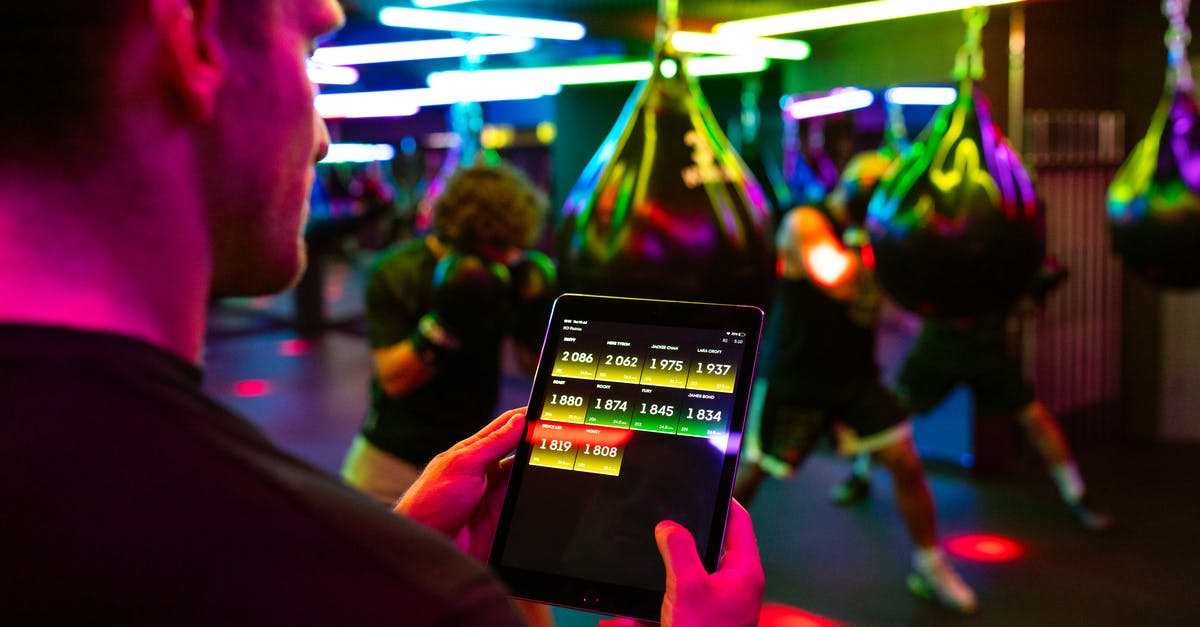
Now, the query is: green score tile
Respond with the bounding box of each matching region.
[573,441,624,476]
[630,410,679,434]
[686,362,737,393]
[595,352,645,383]
[541,379,590,423]
[552,349,600,379]
[585,396,632,428]
[640,356,690,388]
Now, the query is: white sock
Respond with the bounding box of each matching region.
[1050,461,1085,503]
[913,546,944,571]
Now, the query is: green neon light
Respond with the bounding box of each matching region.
[669,31,810,60]
[715,0,1023,37]
[427,56,769,89]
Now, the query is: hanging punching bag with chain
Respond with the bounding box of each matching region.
[555,2,774,307]
[866,8,1044,318]
[1109,0,1200,288]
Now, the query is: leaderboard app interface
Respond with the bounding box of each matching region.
[532,317,744,474]
[500,315,748,591]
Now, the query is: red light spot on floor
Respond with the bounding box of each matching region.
[278,339,312,357]
[759,602,847,627]
[233,379,272,397]
[946,533,1025,562]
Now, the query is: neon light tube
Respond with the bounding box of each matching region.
[884,86,957,105]
[319,143,397,164]
[315,92,420,119]
[413,0,478,7]
[313,36,535,66]
[716,0,1023,37]
[378,6,586,41]
[427,56,769,90]
[306,62,359,85]
[315,84,560,119]
[670,31,810,61]
[687,55,770,77]
[783,88,875,120]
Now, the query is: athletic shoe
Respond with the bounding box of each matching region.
[907,552,978,614]
[1068,492,1114,531]
[829,472,871,506]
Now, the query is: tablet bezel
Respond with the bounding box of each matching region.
[488,293,764,621]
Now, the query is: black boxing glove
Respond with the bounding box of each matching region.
[508,250,557,353]
[409,253,511,361]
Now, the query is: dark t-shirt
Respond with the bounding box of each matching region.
[363,239,501,465]
[0,324,523,626]
[758,276,881,400]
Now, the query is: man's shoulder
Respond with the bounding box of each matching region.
[372,237,432,273]
[0,338,518,623]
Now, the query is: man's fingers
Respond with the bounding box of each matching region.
[655,520,705,588]
[444,409,525,469]
[719,500,763,574]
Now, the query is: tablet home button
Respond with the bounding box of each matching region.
[582,591,600,606]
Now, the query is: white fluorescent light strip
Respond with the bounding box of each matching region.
[884,86,957,105]
[413,0,478,7]
[312,35,535,66]
[426,56,768,90]
[315,84,561,119]
[687,55,770,76]
[378,6,586,41]
[320,143,397,163]
[716,0,1021,37]
[669,31,810,60]
[306,62,359,85]
[785,88,875,119]
[429,62,647,88]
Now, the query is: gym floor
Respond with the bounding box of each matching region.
[203,258,1200,627]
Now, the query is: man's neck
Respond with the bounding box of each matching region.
[0,167,212,363]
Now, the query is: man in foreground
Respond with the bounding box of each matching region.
[0,2,762,624]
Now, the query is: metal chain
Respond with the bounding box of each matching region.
[1164,0,1194,92]
[658,0,679,46]
[953,6,990,82]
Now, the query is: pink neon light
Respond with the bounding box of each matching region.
[946,533,1025,562]
[759,601,848,627]
[233,379,273,398]
[277,339,312,357]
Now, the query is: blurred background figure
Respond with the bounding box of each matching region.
[341,162,554,500]
[734,156,977,614]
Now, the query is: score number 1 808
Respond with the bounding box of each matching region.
[537,438,620,458]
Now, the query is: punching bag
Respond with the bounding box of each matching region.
[829,147,899,227]
[556,0,774,307]
[729,75,792,220]
[867,7,1044,318]
[828,100,909,226]
[1108,0,1200,288]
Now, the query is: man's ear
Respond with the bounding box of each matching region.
[154,0,224,120]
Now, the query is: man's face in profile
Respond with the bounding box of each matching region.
[205,0,344,298]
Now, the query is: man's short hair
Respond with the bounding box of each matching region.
[432,162,549,254]
[0,1,272,166]
[0,3,133,159]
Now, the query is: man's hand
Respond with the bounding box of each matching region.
[598,500,764,627]
[394,408,525,561]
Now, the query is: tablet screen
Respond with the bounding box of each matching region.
[489,294,763,620]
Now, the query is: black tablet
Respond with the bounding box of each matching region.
[488,293,764,622]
